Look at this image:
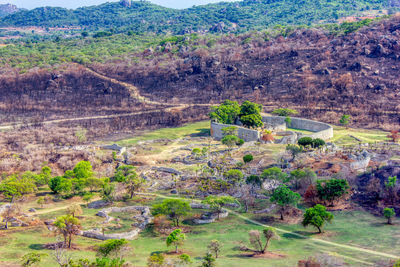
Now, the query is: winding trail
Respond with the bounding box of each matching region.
[0,66,211,130]
[139,192,400,261]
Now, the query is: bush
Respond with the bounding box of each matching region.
[312,138,326,148]
[272,108,298,117]
[243,154,254,163]
[298,137,314,147]
[316,179,349,205]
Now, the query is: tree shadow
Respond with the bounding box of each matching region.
[188,128,210,137]
[28,244,44,250]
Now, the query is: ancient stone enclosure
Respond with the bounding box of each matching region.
[211,115,333,143]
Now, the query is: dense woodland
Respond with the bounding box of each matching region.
[0,0,396,33]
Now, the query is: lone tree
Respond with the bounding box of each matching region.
[222,135,243,153]
[270,185,301,220]
[207,240,222,258]
[54,214,81,248]
[166,229,186,253]
[152,199,192,227]
[201,253,217,267]
[316,179,350,206]
[66,204,83,218]
[383,208,395,225]
[339,114,351,128]
[302,204,333,233]
[203,195,237,220]
[114,165,146,198]
[246,227,280,254]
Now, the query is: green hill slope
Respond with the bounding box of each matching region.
[0,0,393,33]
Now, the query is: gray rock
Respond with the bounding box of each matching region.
[29,208,36,212]
[88,200,109,209]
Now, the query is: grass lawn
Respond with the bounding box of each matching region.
[116,121,210,146]
[1,196,399,267]
[331,125,389,145]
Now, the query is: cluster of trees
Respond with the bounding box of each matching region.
[210,100,263,129]
[0,166,52,202]
[0,0,388,34]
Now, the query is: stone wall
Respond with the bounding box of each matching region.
[210,122,260,142]
[211,116,333,143]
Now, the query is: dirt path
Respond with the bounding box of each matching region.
[0,66,211,130]
[141,193,400,261]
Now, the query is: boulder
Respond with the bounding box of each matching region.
[29,208,36,212]
[88,200,109,209]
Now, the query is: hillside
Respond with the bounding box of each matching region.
[0,3,19,18]
[0,16,399,132]
[0,0,395,33]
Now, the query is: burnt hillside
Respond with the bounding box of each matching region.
[0,17,400,132]
[92,16,400,129]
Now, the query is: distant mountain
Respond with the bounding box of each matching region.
[0,3,19,18]
[0,0,393,33]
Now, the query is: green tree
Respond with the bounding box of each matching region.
[272,108,298,117]
[316,179,349,205]
[290,168,316,190]
[202,195,237,220]
[21,252,47,267]
[178,254,192,265]
[125,172,145,199]
[166,229,186,253]
[302,204,333,233]
[247,227,279,254]
[82,193,93,206]
[147,253,165,267]
[207,240,222,258]
[209,100,240,124]
[48,176,72,195]
[223,169,244,185]
[101,183,115,203]
[246,175,262,187]
[270,185,301,220]
[383,208,395,225]
[152,199,192,227]
[243,154,254,164]
[54,214,81,248]
[201,253,216,267]
[311,138,326,148]
[221,126,237,136]
[240,114,263,129]
[298,137,314,147]
[261,167,289,182]
[97,239,129,259]
[221,135,241,152]
[85,177,104,192]
[73,161,93,179]
[0,174,37,202]
[339,114,351,128]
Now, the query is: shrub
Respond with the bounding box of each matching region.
[298,137,313,147]
[243,154,254,163]
[312,138,326,148]
[316,179,350,205]
[272,108,298,117]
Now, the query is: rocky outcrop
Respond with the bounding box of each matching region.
[193,210,229,224]
[82,206,152,240]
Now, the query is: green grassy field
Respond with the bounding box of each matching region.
[331,125,389,145]
[1,194,399,267]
